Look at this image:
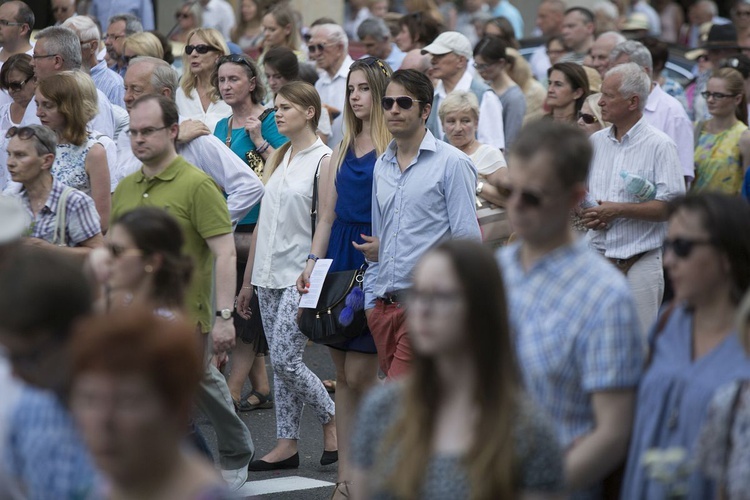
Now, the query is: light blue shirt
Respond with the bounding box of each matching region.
[89,0,155,31]
[490,0,524,39]
[364,129,481,309]
[90,59,125,108]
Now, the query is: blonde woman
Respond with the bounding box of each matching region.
[171,1,202,44]
[237,82,337,471]
[176,28,231,131]
[122,32,164,67]
[577,93,608,137]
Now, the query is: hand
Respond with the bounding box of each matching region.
[322,104,340,121]
[211,318,236,354]
[87,246,113,285]
[22,237,52,248]
[236,286,254,320]
[352,234,379,262]
[296,262,314,293]
[177,119,210,144]
[581,201,620,231]
[244,115,263,144]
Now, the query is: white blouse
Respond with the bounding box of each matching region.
[252,138,332,289]
[175,87,232,132]
[470,143,507,177]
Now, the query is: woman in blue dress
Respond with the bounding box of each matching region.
[621,193,750,499]
[297,57,392,500]
[213,53,288,411]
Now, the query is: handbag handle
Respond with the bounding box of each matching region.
[52,186,73,246]
[310,153,330,239]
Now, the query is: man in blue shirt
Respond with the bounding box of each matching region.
[361,69,481,379]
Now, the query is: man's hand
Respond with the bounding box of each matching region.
[211,318,236,354]
[352,235,379,262]
[177,119,210,144]
[581,201,622,230]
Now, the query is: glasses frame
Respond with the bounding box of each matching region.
[701,91,739,100]
[663,237,716,259]
[381,96,424,111]
[307,43,332,54]
[217,53,255,73]
[126,125,170,138]
[354,56,390,77]
[497,183,546,208]
[185,44,219,55]
[6,75,32,92]
[578,111,599,124]
[0,19,24,27]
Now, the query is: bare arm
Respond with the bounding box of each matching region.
[581,199,669,230]
[23,233,104,258]
[85,144,111,233]
[478,169,509,206]
[206,232,237,353]
[564,389,636,491]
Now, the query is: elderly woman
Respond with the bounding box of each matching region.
[0,54,34,129]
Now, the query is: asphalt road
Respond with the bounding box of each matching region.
[195,341,341,499]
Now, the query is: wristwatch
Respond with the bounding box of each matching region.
[216,308,233,320]
[476,182,484,195]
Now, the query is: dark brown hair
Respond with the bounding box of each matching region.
[548,61,590,113]
[0,53,32,91]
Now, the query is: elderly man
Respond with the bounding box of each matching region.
[112,94,254,491]
[529,0,566,81]
[422,31,505,150]
[590,31,626,78]
[309,23,354,146]
[63,15,125,107]
[89,0,154,32]
[559,7,596,65]
[104,13,142,77]
[610,40,694,184]
[358,17,405,71]
[582,63,685,335]
[52,0,77,25]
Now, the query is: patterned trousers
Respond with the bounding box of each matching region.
[258,286,335,440]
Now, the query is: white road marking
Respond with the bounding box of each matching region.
[237,476,334,496]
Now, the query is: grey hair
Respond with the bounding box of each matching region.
[605,62,650,112]
[129,56,179,99]
[108,13,143,35]
[611,40,653,74]
[19,125,58,157]
[9,1,34,33]
[357,17,390,41]
[62,15,101,42]
[312,23,349,53]
[592,0,619,20]
[35,26,82,70]
[438,90,480,122]
[597,31,626,46]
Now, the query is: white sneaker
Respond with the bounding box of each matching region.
[221,467,248,492]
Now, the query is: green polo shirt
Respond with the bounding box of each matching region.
[111,155,232,332]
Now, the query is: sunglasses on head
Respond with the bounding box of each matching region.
[497,184,544,208]
[5,126,54,153]
[6,75,31,92]
[578,111,598,124]
[354,56,390,77]
[217,53,255,73]
[185,44,219,55]
[663,237,716,258]
[381,96,424,110]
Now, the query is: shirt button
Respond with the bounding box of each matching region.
[143,193,149,198]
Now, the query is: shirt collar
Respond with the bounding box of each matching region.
[644,82,662,113]
[134,155,184,183]
[320,55,354,84]
[435,69,472,98]
[606,115,647,143]
[508,237,588,275]
[21,177,63,215]
[383,128,438,162]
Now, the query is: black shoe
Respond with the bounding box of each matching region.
[320,449,338,466]
[248,453,299,471]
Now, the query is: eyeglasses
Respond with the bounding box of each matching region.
[354,56,390,77]
[126,125,170,138]
[175,12,191,19]
[32,53,58,60]
[701,91,738,100]
[5,126,54,153]
[106,243,143,258]
[736,10,750,17]
[473,62,494,71]
[381,96,424,110]
[308,43,331,54]
[663,237,716,258]
[0,19,24,27]
[104,33,125,41]
[217,53,255,72]
[6,76,31,92]
[497,183,545,208]
[578,111,598,124]
[185,44,219,55]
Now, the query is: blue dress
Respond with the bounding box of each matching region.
[326,147,377,353]
[622,305,750,499]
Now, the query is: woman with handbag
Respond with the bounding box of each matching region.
[213,53,287,412]
[237,81,337,471]
[295,57,392,500]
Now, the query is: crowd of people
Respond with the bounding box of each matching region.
[3,0,750,498]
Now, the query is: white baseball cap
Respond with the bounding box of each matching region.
[0,195,30,244]
[421,31,473,60]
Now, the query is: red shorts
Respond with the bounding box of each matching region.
[367,299,412,379]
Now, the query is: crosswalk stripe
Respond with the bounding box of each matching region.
[237,475,334,496]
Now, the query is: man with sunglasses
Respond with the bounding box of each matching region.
[583,62,685,337]
[363,69,481,379]
[497,120,644,497]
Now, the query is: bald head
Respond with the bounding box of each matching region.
[400,48,431,72]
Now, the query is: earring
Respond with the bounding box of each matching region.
[144,264,154,273]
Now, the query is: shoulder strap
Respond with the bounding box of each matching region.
[310,153,330,239]
[258,108,273,123]
[52,186,74,246]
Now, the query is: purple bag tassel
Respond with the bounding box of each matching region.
[338,286,365,326]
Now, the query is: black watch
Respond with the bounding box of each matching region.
[216,308,233,320]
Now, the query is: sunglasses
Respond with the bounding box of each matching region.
[175,12,191,19]
[308,43,331,54]
[354,56,390,77]
[185,44,219,55]
[5,126,54,153]
[6,75,31,92]
[381,96,424,110]
[497,184,545,208]
[578,111,598,124]
[217,53,255,72]
[663,237,715,258]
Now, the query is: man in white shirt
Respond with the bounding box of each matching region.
[582,63,685,335]
[309,23,354,147]
[199,0,236,41]
[422,31,505,150]
[529,0,565,82]
[610,40,695,185]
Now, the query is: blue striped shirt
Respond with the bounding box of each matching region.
[90,59,125,108]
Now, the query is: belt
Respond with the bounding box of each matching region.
[607,251,647,275]
[377,290,408,305]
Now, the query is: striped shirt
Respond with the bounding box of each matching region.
[90,59,125,108]
[588,117,685,259]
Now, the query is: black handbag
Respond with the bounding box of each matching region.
[298,155,368,345]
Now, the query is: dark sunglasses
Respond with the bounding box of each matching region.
[354,56,390,77]
[381,96,423,110]
[175,12,191,19]
[307,43,330,54]
[6,75,31,92]
[185,44,219,55]
[663,237,716,258]
[5,126,54,153]
[578,111,598,124]
[497,184,544,208]
[217,53,255,73]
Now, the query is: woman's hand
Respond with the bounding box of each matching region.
[296,261,315,293]
[245,115,263,144]
[236,285,254,320]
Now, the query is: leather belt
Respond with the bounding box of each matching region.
[377,290,407,305]
[607,251,647,275]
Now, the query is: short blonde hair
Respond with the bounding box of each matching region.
[438,90,479,123]
[583,93,607,128]
[123,32,164,60]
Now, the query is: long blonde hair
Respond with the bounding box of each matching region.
[334,58,392,170]
[263,81,321,183]
[179,28,229,101]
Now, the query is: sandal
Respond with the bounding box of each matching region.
[330,481,350,499]
[323,379,337,393]
[233,390,273,412]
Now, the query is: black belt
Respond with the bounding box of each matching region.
[377,290,407,305]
